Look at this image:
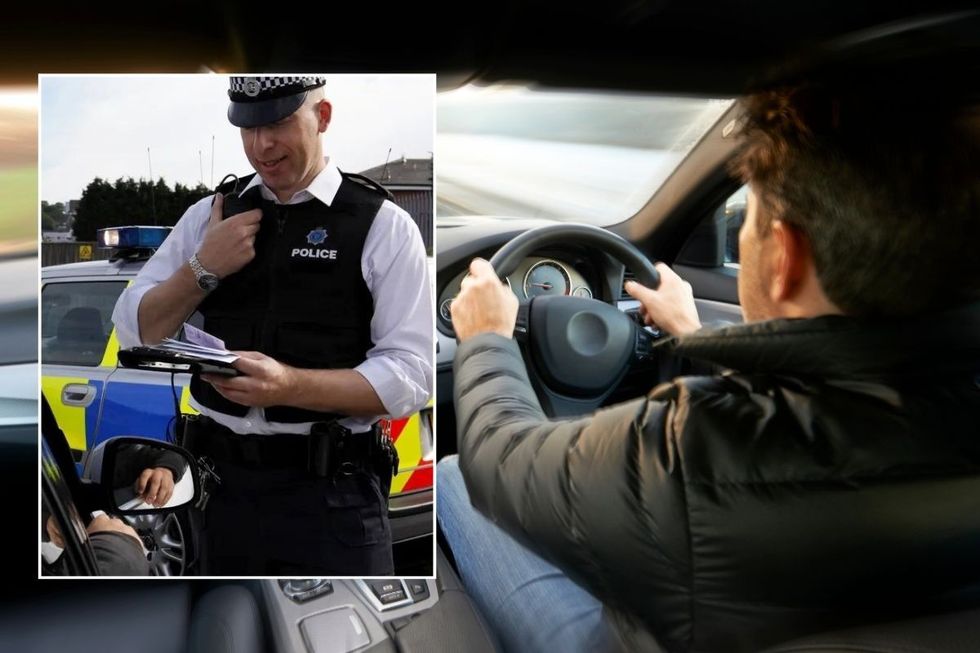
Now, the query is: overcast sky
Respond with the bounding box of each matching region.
[40,74,435,203]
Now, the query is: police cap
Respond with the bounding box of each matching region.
[227,75,326,128]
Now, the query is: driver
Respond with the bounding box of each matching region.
[438,81,980,652]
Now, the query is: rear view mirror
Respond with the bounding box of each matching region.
[83,437,199,515]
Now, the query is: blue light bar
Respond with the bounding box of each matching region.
[97,226,172,249]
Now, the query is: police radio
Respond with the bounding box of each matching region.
[214,173,261,219]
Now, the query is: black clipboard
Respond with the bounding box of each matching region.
[118,347,240,377]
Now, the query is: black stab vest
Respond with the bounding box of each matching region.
[190,173,385,423]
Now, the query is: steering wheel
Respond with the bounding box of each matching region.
[489,224,662,417]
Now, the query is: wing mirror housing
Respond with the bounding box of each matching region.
[82,437,199,515]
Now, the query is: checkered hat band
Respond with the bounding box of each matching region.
[228,76,325,101]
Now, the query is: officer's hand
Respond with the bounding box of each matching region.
[203,350,295,408]
[451,258,519,342]
[88,514,143,548]
[625,263,702,336]
[135,467,175,507]
[196,192,262,279]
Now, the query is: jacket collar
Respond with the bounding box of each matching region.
[673,301,980,380]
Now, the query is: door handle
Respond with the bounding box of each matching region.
[62,383,96,407]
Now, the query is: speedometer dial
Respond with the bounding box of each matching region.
[523,260,571,298]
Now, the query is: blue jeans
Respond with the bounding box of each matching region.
[437,456,617,653]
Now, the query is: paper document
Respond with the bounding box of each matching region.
[156,340,240,364]
[182,322,226,350]
[152,323,240,364]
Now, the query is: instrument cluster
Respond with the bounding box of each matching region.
[438,256,594,329]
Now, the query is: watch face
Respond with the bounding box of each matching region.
[198,273,219,292]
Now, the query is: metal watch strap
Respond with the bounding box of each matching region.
[189,253,209,278]
[189,253,219,290]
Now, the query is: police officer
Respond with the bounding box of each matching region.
[111,76,433,575]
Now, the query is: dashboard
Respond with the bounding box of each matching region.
[433,216,742,460]
[433,216,741,368]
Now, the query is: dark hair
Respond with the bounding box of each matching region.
[731,83,980,317]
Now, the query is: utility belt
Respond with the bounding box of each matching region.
[182,415,399,482]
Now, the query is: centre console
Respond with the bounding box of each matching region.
[262,555,499,652]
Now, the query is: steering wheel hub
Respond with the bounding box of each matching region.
[568,311,609,356]
[528,295,634,397]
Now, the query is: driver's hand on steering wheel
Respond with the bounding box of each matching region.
[626,262,702,336]
[452,258,520,342]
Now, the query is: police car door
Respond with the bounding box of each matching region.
[41,275,128,462]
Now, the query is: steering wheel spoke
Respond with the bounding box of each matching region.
[633,323,667,362]
[513,301,531,343]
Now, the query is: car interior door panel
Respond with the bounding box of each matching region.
[675,264,740,306]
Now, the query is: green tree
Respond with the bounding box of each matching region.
[73,177,212,241]
[41,200,66,230]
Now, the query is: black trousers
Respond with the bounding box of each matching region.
[186,423,394,576]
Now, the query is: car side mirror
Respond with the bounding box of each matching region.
[82,437,199,515]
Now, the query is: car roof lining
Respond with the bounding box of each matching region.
[250,5,978,95]
[5,4,976,92]
[459,8,978,93]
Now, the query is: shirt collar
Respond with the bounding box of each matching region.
[240,157,342,206]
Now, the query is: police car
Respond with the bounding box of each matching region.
[41,226,434,576]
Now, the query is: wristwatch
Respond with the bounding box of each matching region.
[189,254,219,292]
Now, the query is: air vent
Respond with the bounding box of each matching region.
[620,268,636,299]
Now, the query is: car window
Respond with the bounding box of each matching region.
[42,281,127,366]
[719,185,747,265]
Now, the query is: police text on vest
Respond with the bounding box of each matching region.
[292,248,338,259]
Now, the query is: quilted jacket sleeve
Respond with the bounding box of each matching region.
[453,333,693,632]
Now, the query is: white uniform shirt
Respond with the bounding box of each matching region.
[112,158,433,435]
